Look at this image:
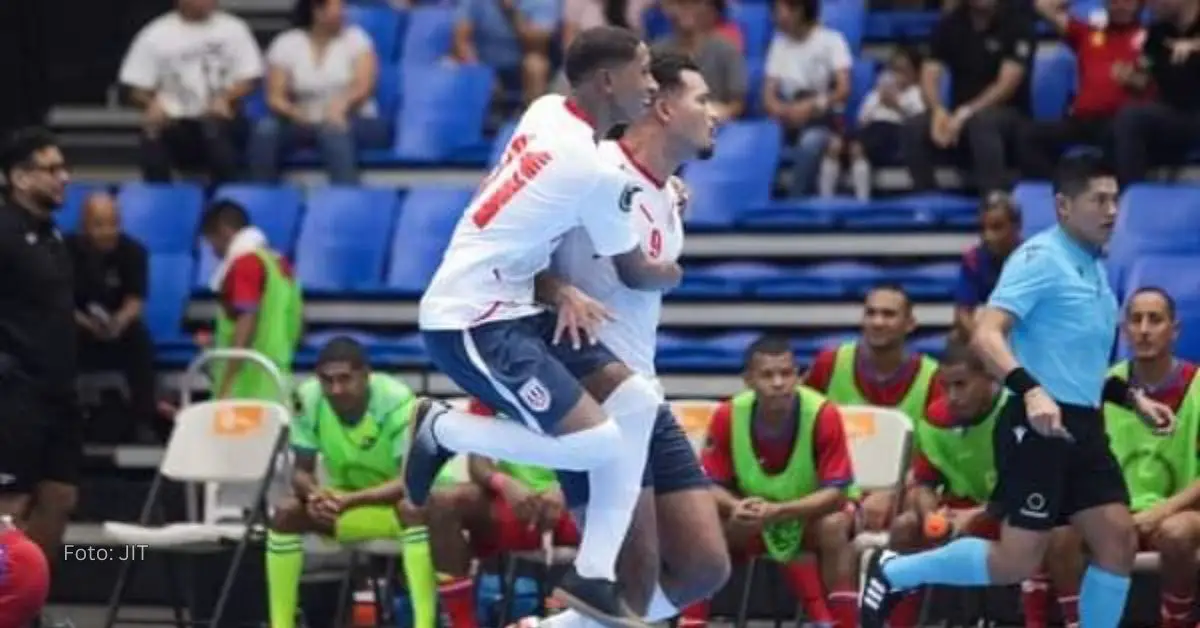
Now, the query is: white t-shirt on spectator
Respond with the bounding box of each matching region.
[119,11,263,119]
[764,26,852,100]
[857,83,925,125]
[266,25,378,124]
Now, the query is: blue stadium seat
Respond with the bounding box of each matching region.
[824,0,866,52]
[488,120,518,167]
[212,184,305,253]
[1032,46,1077,121]
[682,169,774,229]
[1012,181,1054,238]
[889,262,960,299]
[401,6,454,66]
[656,331,758,371]
[1110,184,1200,265]
[393,65,494,162]
[300,329,429,367]
[346,4,405,61]
[384,186,474,296]
[377,64,401,122]
[744,63,765,117]
[116,183,204,254]
[793,333,856,363]
[295,186,401,293]
[56,182,108,233]
[1122,255,1200,361]
[910,333,949,358]
[145,253,195,342]
[674,262,787,298]
[737,199,838,229]
[732,3,772,61]
[753,261,881,299]
[643,5,671,41]
[711,120,784,167]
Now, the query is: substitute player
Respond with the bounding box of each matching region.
[679,336,858,628]
[860,153,1175,628]
[265,338,440,628]
[1042,287,1200,628]
[411,26,679,626]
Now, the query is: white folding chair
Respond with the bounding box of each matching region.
[102,349,292,628]
[840,405,914,575]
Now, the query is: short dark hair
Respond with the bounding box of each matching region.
[564,26,642,86]
[980,190,1021,223]
[201,199,250,233]
[1128,286,1177,321]
[0,126,59,183]
[866,283,912,312]
[290,0,329,29]
[778,0,820,21]
[940,340,985,372]
[650,48,701,95]
[1053,150,1116,199]
[316,336,369,369]
[743,334,794,368]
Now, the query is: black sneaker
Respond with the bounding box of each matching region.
[400,399,454,506]
[859,548,901,628]
[552,566,647,628]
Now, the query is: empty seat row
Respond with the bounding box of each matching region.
[677,261,960,300]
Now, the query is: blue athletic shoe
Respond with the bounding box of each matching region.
[401,399,454,506]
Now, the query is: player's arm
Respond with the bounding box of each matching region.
[292,451,321,503]
[906,453,944,518]
[340,479,406,508]
[289,388,322,501]
[701,402,745,518]
[611,249,683,291]
[973,244,1054,394]
[580,171,683,291]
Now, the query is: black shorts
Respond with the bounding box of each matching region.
[990,396,1129,530]
[0,380,84,493]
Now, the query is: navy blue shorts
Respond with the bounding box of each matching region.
[423,312,619,433]
[560,404,711,508]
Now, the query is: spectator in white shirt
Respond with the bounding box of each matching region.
[119,0,263,184]
[762,0,852,197]
[820,48,925,200]
[247,0,384,184]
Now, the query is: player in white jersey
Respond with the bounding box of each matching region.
[408,26,682,628]
[525,51,731,628]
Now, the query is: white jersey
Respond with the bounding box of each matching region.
[551,140,684,379]
[419,95,640,330]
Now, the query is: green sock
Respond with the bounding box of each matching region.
[266,531,305,628]
[400,525,439,628]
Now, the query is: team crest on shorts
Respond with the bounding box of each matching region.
[518,377,552,412]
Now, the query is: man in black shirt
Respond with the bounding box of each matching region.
[0,128,80,566]
[1112,0,1200,184]
[69,191,160,443]
[900,0,1036,194]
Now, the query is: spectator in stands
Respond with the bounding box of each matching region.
[561,0,654,48]
[1018,0,1146,179]
[762,0,852,196]
[654,0,748,121]
[901,0,1035,194]
[819,48,925,200]
[952,192,1022,340]
[1042,287,1200,628]
[118,0,263,184]
[452,0,559,108]
[1112,0,1200,184]
[67,192,161,444]
[198,200,303,401]
[247,0,386,185]
[804,284,943,531]
[680,336,859,628]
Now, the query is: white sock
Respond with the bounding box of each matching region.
[818,157,840,197]
[851,157,871,201]
[644,583,679,621]
[537,612,594,628]
[573,376,659,580]
[431,407,620,471]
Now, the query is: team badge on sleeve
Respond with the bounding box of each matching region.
[618,184,642,213]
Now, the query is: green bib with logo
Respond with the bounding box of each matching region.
[915,392,1005,504]
[825,342,937,425]
[498,460,559,493]
[730,387,823,562]
[1104,362,1200,513]
[213,249,303,401]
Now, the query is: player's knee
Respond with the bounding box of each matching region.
[861,490,896,531]
[813,508,855,551]
[1088,512,1138,572]
[889,511,922,549]
[271,497,308,532]
[673,548,732,605]
[601,374,662,441]
[1154,513,1200,560]
[1045,525,1084,560]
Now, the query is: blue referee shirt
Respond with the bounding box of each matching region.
[987,226,1118,407]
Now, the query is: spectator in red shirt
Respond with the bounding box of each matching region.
[0,519,49,628]
[805,285,943,531]
[1019,0,1146,179]
[199,200,301,399]
[680,336,858,628]
[1043,288,1200,628]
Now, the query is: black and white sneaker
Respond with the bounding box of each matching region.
[859,548,901,628]
[400,399,454,506]
[553,565,647,628]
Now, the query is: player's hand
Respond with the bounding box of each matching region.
[732,497,768,523]
[1133,390,1176,435]
[947,506,986,535]
[208,97,235,120]
[326,99,350,129]
[501,482,540,527]
[1134,505,1171,537]
[1025,387,1073,441]
[930,108,955,148]
[551,285,613,350]
[143,97,169,134]
[536,488,566,533]
[306,491,340,526]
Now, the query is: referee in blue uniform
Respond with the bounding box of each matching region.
[859,153,1177,628]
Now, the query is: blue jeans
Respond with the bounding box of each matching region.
[246,116,390,184]
[789,124,834,197]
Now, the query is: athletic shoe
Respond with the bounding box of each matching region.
[553,565,647,628]
[401,400,453,506]
[859,548,901,628]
